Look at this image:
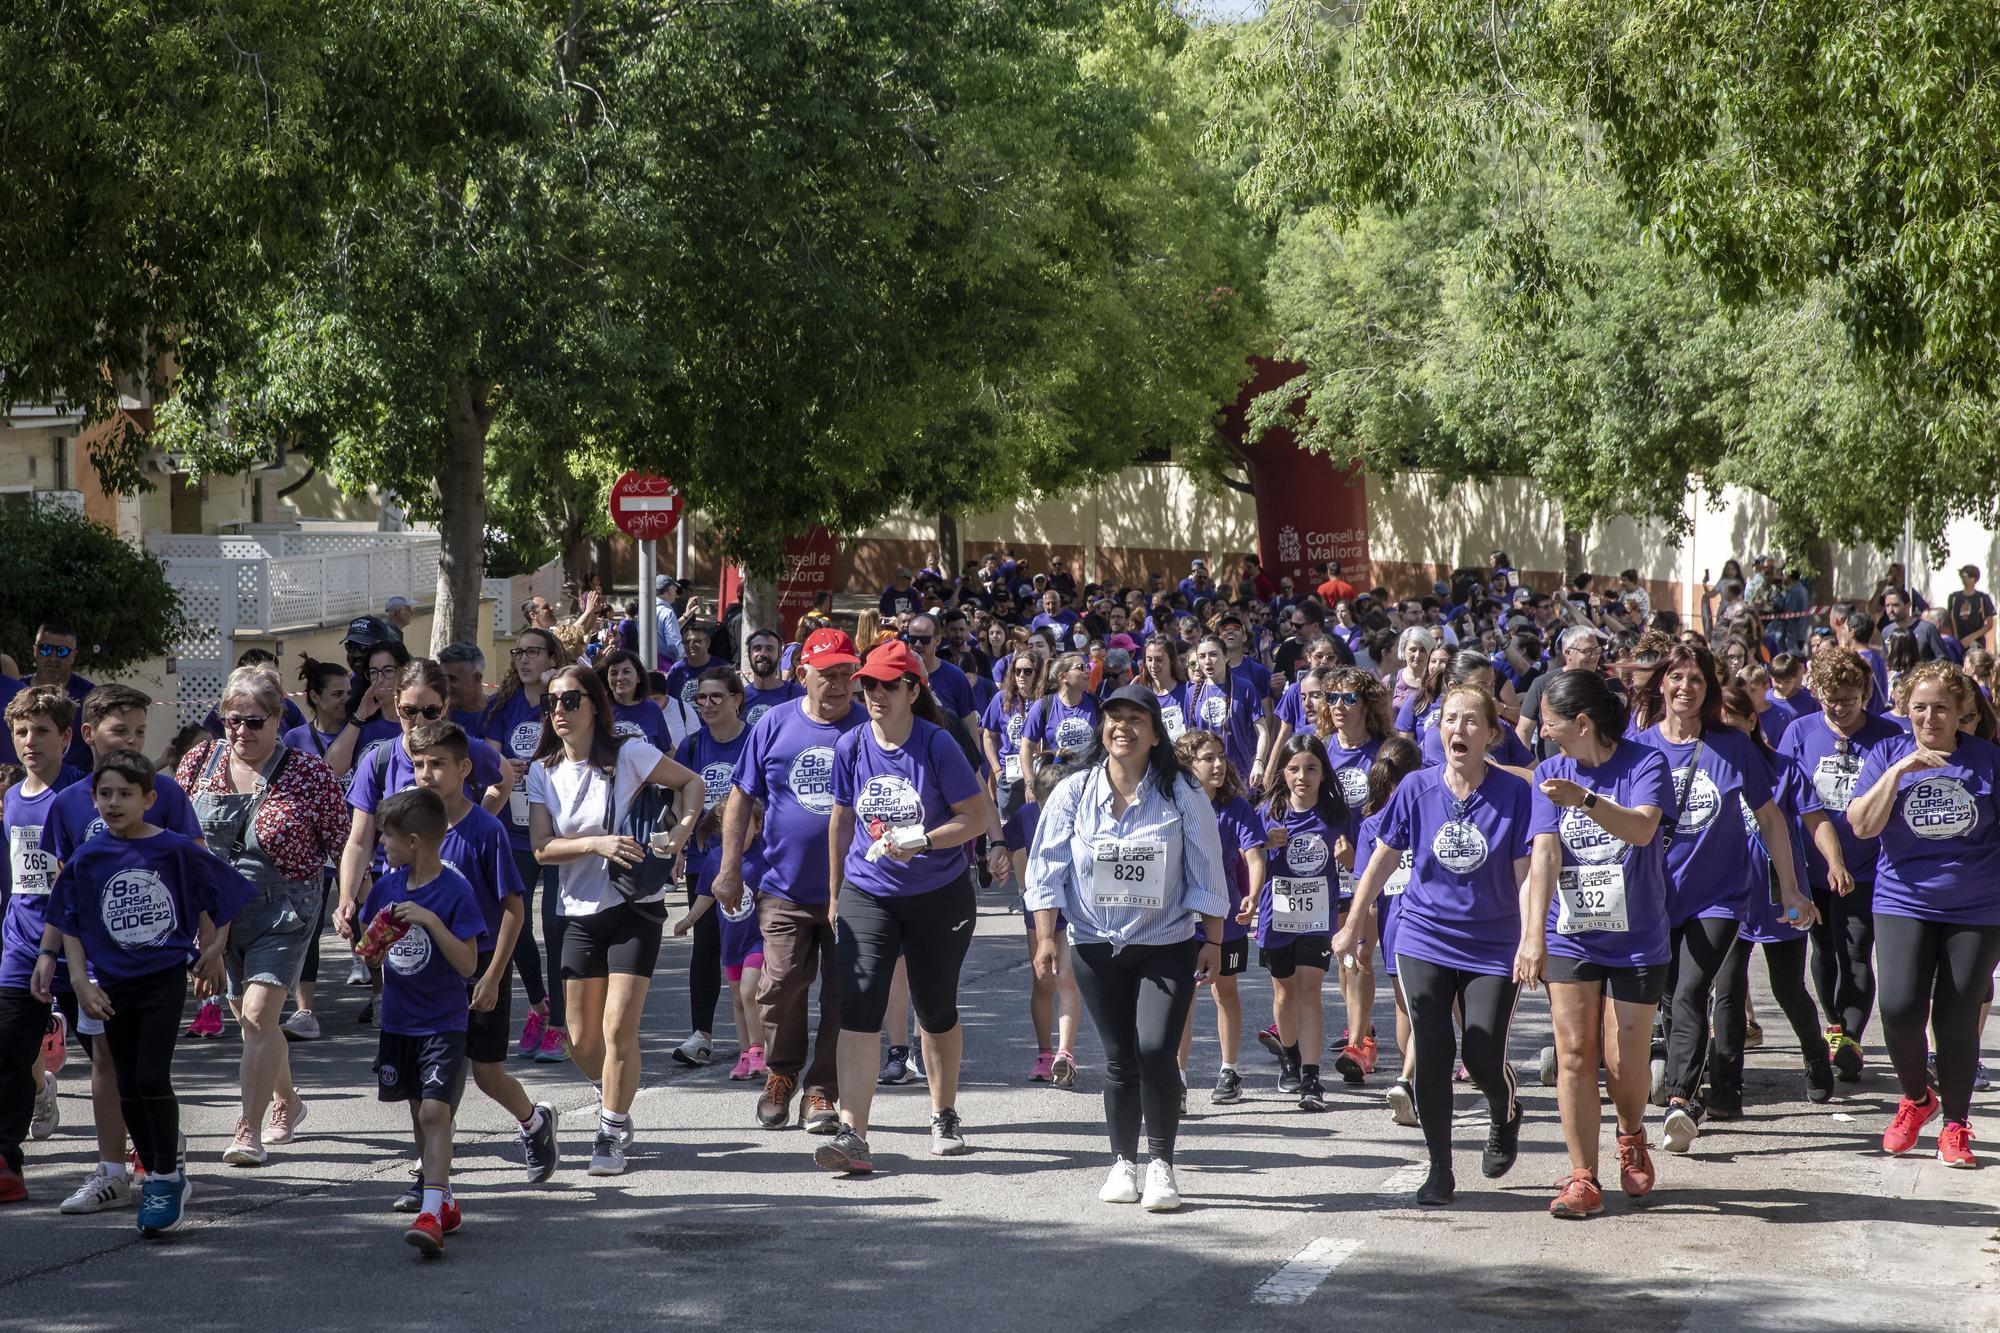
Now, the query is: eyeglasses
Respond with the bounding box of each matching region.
[398,703,445,721]
[366,665,400,680]
[906,635,934,646]
[544,690,587,713]
[221,715,269,731]
[35,643,73,659]
[1327,691,1363,706]
[508,645,544,659]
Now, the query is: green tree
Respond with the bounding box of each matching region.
[0,501,188,673]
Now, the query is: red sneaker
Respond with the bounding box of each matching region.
[0,1165,27,1204]
[1359,1035,1380,1076]
[439,1197,463,1234]
[404,1211,445,1254]
[1616,1130,1655,1198]
[1937,1120,1977,1169]
[1549,1169,1603,1219]
[40,1011,67,1075]
[1883,1091,1940,1155]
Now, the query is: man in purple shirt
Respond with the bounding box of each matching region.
[715,628,865,1135]
[20,623,95,771]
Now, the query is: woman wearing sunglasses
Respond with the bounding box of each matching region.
[335,661,509,1025]
[813,641,993,1175]
[483,628,568,1059]
[982,653,1046,825]
[178,665,350,1167]
[526,665,704,1177]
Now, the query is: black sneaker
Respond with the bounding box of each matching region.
[1805,1055,1836,1104]
[1415,1164,1455,1207]
[1277,1059,1302,1095]
[1297,1072,1327,1112]
[1705,1084,1743,1121]
[814,1128,873,1174]
[1482,1101,1523,1178]
[391,1166,423,1213]
[521,1103,559,1183]
[1212,1067,1244,1105]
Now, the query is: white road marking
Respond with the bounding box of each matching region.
[1250,1237,1364,1305]
[1375,1161,1429,1200]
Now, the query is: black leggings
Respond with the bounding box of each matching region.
[0,987,50,1172]
[1073,937,1201,1163]
[1876,915,2000,1122]
[102,967,188,1176]
[686,880,721,1033]
[1809,879,1876,1041]
[1397,956,1519,1168]
[1709,936,1825,1092]
[1661,916,1738,1104]
[299,872,333,986]
[835,875,977,1033]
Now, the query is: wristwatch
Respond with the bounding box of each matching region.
[920,833,934,852]
[1583,791,1598,810]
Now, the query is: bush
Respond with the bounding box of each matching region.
[0,500,190,673]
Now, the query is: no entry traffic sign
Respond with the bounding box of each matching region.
[608,472,682,540]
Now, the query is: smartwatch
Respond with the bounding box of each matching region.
[1583,791,1599,811]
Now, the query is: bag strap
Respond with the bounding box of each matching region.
[1663,736,1703,850]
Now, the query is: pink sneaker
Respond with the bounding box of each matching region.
[518,1009,546,1059]
[729,1050,757,1080]
[185,999,224,1040]
[746,1045,767,1076]
[1029,1050,1056,1082]
[535,1026,569,1064]
[40,1010,67,1074]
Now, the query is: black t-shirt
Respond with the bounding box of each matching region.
[1947,590,1994,642]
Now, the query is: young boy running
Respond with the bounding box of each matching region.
[358,788,484,1255]
[406,723,557,1189]
[33,751,254,1237]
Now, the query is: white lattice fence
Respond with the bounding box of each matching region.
[165,557,233,727]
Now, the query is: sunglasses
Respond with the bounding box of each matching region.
[1327,691,1363,706]
[398,703,445,721]
[221,715,269,731]
[859,676,912,694]
[905,635,934,646]
[694,692,732,705]
[543,690,587,713]
[35,643,73,659]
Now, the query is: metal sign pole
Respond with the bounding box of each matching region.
[638,539,657,666]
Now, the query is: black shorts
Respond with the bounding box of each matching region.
[1261,935,1332,979]
[1544,954,1670,1005]
[560,901,665,980]
[464,952,513,1065]
[375,1030,468,1104]
[1217,936,1250,978]
[835,874,977,1034]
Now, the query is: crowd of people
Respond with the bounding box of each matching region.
[0,543,1995,1251]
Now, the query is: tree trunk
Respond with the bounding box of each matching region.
[593,537,615,604]
[432,375,491,654]
[740,573,779,673]
[1561,520,1586,584]
[936,511,960,579]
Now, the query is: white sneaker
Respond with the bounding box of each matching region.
[1140,1159,1182,1212]
[1648,1058,1669,1107]
[671,1032,713,1066]
[30,1071,59,1140]
[1662,1104,1699,1154]
[281,1009,321,1041]
[587,1130,627,1177]
[1099,1157,1140,1204]
[60,1167,132,1214]
[346,958,371,986]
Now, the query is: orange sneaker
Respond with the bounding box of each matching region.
[1549,1169,1603,1219]
[1334,1043,1369,1085]
[1359,1035,1380,1075]
[1882,1091,1940,1155]
[1616,1130,1655,1198]
[1937,1120,1977,1169]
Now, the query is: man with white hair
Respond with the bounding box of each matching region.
[1514,625,1606,760]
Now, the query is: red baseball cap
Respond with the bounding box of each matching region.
[854,639,928,686]
[799,628,860,670]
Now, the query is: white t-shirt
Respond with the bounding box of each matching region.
[525,739,666,917]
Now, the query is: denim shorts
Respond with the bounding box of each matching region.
[225,881,321,997]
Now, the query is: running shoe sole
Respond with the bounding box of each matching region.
[1385,1082,1419,1127]
[1052,1054,1077,1088]
[1256,1028,1285,1061]
[813,1141,873,1174]
[1662,1108,1699,1154]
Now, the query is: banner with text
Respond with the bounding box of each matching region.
[1222,357,1371,589]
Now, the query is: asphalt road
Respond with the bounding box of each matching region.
[5,883,1996,1332]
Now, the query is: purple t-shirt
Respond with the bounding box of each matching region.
[982,695,1033,780]
[733,698,866,905]
[1198,794,1264,944]
[1188,673,1265,779]
[1,767,86,990]
[928,659,976,722]
[677,724,751,878]
[1354,807,1413,976]
[347,733,505,868]
[1633,725,1773,924]
[832,718,982,897]
[1151,684,1191,743]
[743,681,806,729]
[1853,732,2000,925]
[1529,743,1676,968]
[279,723,346,764]
[1394,694,1442,742]
[1325,735,1383,812]
[663,657,717,708]
[361,864,485,1035]
[47,829,255,984]
[1757,691,1817,749]
[483,689,545,850]
[1002,798,1040,854]
[1375,766,1532,976]
[1254,803,1356,949]
[44,772,202,863]
[1025,693,1100,766]
[1857,647,1890,710]
[1775,711,1904,884]
[439,804,522,952]
[611,699,672,751]
[1739,755,1817,945]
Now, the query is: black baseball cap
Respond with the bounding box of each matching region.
[1101,682,1167,727]
[342,615,397,648]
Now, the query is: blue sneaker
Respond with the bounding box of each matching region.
[878,1046,912,1086]
[137,1174,191,1238]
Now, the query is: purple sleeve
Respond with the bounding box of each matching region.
[1630,747,1677,812]
[1393,697,1417,734]
[734,718,771,801]
[444,881,486,942]
[1023,700,1049,745]
[1506,776,1536,860]
[47,861,79,937]
[472,741,504,793]
[190,843,258,927]
[831,730,858,808]
[1376,778,1416,852]
[1852,741,1897,809]
[1527,761,1562,840]
[159,779,203,839]
[345,745,384,813]
[931,728,982,806]
[489,824,524,898]
[1734,733,1774,811]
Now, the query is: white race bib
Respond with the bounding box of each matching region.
[1270,875,1329,933]
[9,825,52,896]
[1004,753,1022,782]
[1159,703,1186,741]
[1556,865,1628,935]
[509,778,530,828]
[1381,849,1413,897]
[1089,837,1166,910]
